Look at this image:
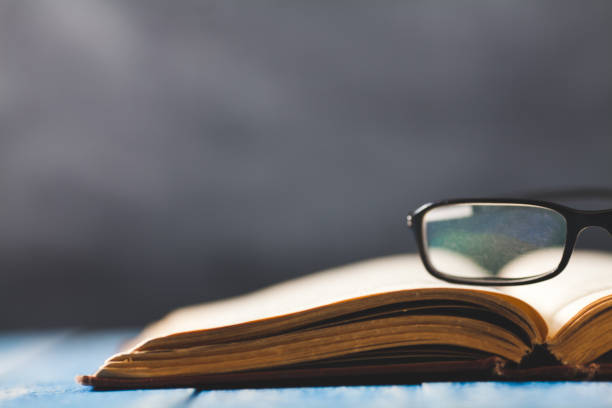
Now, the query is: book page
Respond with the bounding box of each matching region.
[132,254,503,348]
[500,250,612,336]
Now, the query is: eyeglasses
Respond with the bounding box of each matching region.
[407,195,612,286]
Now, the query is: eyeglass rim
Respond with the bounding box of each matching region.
[408,198,612,286]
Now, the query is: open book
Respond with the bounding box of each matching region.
[78,250,612,388]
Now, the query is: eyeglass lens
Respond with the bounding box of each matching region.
[422,203,567,280]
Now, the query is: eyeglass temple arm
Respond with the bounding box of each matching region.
[518,187,612,201]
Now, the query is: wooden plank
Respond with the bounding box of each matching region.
[0,331,193,408]
[187,382,612,408]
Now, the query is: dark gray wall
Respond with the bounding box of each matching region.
[1,1,611,328]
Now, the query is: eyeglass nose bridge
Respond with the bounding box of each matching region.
[574,210,612,235]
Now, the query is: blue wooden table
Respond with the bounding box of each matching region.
[2,330,612,407]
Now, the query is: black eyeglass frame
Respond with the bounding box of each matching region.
[407,198,612,286]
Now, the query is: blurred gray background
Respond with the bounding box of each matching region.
[1,1,611,328]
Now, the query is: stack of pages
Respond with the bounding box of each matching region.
[79,250,612,388]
